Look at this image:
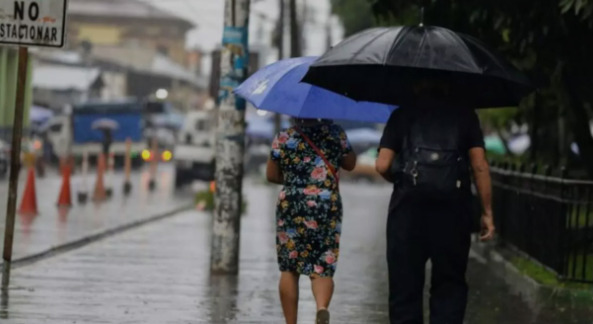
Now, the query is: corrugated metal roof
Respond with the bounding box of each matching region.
[33,65,102,91]
[68,0,193,28]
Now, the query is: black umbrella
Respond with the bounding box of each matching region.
[302,26,536,108]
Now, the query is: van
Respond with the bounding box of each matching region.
[173,110,216,187]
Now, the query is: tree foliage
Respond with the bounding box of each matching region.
[331,0,593,175]
[330,0,374,36]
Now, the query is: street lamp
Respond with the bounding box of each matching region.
[156,88,168,100]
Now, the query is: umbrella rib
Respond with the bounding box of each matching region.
[460,33,531,86]
[385,26,409,65]
[260,59,308,113]
[449,32,483,73]
[348,28,394,64]
[412,28,429,67]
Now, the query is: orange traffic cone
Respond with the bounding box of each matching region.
[93,153,107,202]
[57,159,72,207]
[209,181,216,193]
[19,167,38,216]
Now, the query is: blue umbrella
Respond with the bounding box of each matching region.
[234,56,397,123]
[30,105,54,124]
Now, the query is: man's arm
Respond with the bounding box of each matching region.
[469,147,495,241]
[341,151,357,171]
[376,148,396,183]
[376,109,404,183]
[266,159,283,185]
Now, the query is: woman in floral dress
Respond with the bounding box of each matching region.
[266,118,357,324]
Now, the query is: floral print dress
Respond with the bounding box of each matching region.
[271,123,352,277]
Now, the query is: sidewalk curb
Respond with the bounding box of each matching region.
[470,241,593,310]
[1,204,193,271]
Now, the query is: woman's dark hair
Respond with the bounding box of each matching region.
[292,118,333,126]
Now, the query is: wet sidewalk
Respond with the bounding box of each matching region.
[1,180,591,323]
[0,181,391,323]
[0,165,194,267]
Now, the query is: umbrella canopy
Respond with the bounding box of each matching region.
[91,118,119,130]
[234,56,397,123]
[30,105,54,124]
[508,134,530,155]
[302,26,535,108]
[484,135,506,155]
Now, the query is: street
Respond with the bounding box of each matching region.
[1,174,590,323]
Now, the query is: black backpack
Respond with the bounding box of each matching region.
[393,108,471,199]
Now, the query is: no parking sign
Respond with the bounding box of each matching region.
[0,0,68,47]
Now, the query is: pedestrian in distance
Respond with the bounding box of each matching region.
[266,118,357,324]
[375,79,495,324]
[101,129,113,156]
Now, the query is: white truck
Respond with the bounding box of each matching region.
[173,110,216,187]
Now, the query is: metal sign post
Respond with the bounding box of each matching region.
[1,0,68,289]
[1,47,28,289]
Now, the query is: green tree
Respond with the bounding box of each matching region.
[330,0,374,36]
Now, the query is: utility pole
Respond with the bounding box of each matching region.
[211,0,251,275]
[273,0,285,134]
[289,0,301,58]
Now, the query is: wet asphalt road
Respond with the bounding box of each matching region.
[0,177,591,323]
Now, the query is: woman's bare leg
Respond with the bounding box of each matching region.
[311,276,335,310]
[279,271,300,324]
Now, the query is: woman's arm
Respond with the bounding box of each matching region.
[341,151,357,171]
[266,158,283,184]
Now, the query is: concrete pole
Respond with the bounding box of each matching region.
[211,0,251,275]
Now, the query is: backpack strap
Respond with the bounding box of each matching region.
[293,127,339,186]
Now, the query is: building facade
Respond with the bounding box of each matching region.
[66,0,193,67]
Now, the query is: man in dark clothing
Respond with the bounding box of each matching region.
[101,129,113,155]
[375,81,495,324]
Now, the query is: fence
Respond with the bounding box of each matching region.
[490,163,593,283]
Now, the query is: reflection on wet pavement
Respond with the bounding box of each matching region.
[0,165,193,265]
[0,179,590,323]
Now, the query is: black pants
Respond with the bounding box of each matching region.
[387,192,471,324]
